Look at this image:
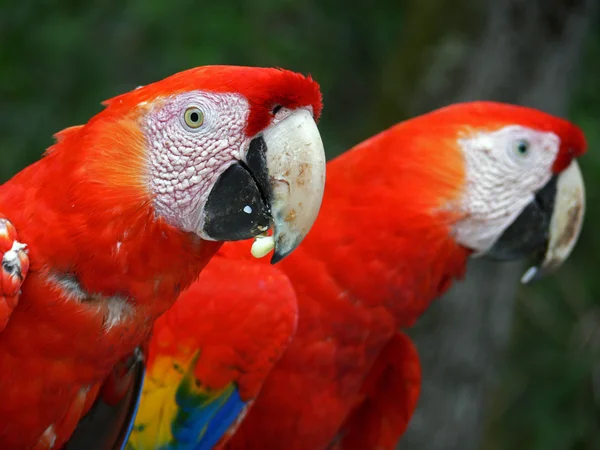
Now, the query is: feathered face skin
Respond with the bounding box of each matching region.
[0,66,325,449]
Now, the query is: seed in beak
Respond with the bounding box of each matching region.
[251,235,275,259]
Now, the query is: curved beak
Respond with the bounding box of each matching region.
[521,161,585,283]
[201,109,326,264]
[485,161,585,284]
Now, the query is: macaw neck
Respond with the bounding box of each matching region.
[282,150,471,328]
[0,143,221,319]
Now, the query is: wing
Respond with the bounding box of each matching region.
[332,331,421,450]
[0,216,29,333]
[125,251,298,450]
[64,348,146,450]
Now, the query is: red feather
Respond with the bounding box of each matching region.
[102,66,323,137]
[222,102,586,450]
[0,66,321,449]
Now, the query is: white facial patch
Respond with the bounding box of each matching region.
[144,92,250,233]
[452,125,560,254]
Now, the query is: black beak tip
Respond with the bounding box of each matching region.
[269,235,302,264]
[270,250,286,265]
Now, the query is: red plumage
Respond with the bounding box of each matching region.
[102,66,322,137]
[147,254,298,401]
[0,66,322,449]
[219,102,586,449]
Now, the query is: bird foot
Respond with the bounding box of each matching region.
[0,217,29,332]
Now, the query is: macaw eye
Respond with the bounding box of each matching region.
[183,107,204,129]
[513,139,530,157]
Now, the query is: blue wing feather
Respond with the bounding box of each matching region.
[124,350,249,450]
[194,388,246,450]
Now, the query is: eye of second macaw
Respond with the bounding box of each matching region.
[512,138,530,158]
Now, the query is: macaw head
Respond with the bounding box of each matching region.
[342,101,586,284]
[68,66,326,263]
[446,102,586,282]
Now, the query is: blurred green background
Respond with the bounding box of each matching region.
[1,1,599,449]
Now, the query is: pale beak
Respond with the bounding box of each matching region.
[521,161,585,283]
[201,109,326,264]
[262,109,326,263]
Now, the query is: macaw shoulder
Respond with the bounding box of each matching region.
[125,253,298,449]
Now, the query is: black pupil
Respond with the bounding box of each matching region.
[272,105,282,114]
[518,141,528,153]
[190,111,199,122]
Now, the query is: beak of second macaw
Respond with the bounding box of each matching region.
[486,161,586,283]
[201,109,326,264]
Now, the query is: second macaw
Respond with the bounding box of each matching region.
[91,101,586,450]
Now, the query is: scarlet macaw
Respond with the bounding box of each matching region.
[228,102,586,450]
[0,65,327,449]
[89,101,585,450]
